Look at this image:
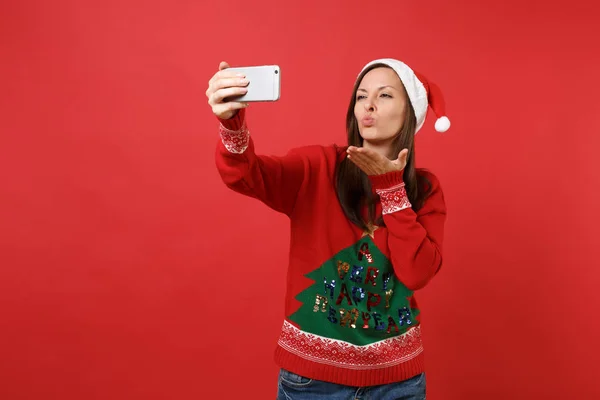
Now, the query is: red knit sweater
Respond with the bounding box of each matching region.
[215,109,447,387]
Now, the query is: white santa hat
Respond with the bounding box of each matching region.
[359,58,451,133]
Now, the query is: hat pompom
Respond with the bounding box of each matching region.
[435,116,450,132]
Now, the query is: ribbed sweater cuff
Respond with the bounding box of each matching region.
[368,170,405,190]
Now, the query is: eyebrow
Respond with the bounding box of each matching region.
[357,85,398,92]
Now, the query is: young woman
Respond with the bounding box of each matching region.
[207,58,450,399]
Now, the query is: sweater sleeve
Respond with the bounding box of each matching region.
[214,109,306,216]
[369,170,447,291]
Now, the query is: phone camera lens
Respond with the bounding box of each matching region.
[275,70,279,74]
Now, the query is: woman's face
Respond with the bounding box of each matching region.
[354,67,407,146]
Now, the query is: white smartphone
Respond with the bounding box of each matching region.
[227,65,281,102]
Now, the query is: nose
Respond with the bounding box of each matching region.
[364,100,375,112]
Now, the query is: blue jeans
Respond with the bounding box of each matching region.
[277,369,426,400]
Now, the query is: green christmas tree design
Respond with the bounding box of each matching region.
[289,235,419,346]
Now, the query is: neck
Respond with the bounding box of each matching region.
[362,139,395,159]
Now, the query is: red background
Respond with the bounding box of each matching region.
[1,0,599,398]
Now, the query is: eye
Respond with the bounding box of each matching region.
[380,93,392,98]
[356,95,366,101]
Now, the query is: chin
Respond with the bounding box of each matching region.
[359,131,394,143]
[359,128,378,141]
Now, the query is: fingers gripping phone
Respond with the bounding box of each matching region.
[227,65,281,102]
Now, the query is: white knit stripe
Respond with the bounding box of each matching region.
[277,320,423,370]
